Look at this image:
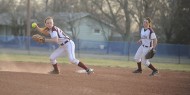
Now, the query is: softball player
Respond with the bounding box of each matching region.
[35,17,93,74]
[133,17,158,76]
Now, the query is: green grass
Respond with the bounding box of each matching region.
[0,53,190,72]
[80,58,190,71]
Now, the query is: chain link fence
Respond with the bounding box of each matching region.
[0,36,189,64]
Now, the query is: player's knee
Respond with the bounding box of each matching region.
[49,57,57,65]
[142,61,150,67]
[69,58,79,65]
[145,62,150,66]
[134,58,141,63]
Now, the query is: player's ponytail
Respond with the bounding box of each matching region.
[146,17,152,28]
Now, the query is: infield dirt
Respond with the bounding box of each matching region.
[0,61,189,95]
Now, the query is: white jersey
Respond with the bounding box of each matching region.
[48,26,70,45]
[140,28,156,47]
[48,26,80,65]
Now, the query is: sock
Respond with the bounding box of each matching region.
[53,63,59,71]
[137,62,142,71]
[78,62,88,70]
[148,64,157,71]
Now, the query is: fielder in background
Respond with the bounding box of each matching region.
[32,17,94,74]
[133,17,158,76]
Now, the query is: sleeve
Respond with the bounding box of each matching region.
[151,32,157,39]
[51,31,58,38]
[140,28,143,38]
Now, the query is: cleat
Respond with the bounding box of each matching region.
[86,68,94,75]
[133,69,142,73]
[149,70,159,76]
[49,70,59,74]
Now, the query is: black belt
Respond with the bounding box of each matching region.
[142,45,149,48]
[60,40,69,46]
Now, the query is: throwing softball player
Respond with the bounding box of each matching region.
[32,17,94,74]
[133,17,158,76]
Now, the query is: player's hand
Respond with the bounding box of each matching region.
[32,22,38,29]
[137,39,142,44]
[152,48,156,53]
[32,34,45,43]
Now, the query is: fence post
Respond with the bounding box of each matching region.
[178,44,181,64]
[106,41,110,54]
[127,41,130,61]
[26,0,31,55]
[77,39,80,58]
[189,45,190,58]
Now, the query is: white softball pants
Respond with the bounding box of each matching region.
[134,45,152,66]
[49,40,79,65]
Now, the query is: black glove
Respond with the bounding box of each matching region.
[145,48,156,59]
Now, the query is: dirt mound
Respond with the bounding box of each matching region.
[0,61,189,95]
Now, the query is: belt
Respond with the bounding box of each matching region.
[60,40,69,46]
[142,45,149,48]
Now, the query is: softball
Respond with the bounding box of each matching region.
[32,22,37,28]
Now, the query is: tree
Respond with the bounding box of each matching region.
[0,0,14,13]
[172,0,190,44]
[83,0,131,41]
[158,0,179,43]
[130,0,161,41]
[158,0,190,44]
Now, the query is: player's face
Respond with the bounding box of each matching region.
[45,19,54,29]
[143,20,149,28]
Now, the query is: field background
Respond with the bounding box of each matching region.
[0,0,190,94]
[0,48,190,95]
[0,53,190,71]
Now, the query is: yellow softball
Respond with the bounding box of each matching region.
[32,22,37,28]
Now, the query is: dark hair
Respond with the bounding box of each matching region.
[44,17,53,23]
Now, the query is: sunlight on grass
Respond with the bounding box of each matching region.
[0,53,190,71]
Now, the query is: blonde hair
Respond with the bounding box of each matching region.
[145,17,152,28]
[44,16,54,23]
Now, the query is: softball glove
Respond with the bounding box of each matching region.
[32,34,45,43]
[145,48,156,59]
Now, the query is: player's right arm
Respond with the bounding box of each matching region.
[35,26,49,36]
[32,23,49,36]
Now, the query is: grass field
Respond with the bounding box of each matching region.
[0,53,190,72]
[0,53,190,95]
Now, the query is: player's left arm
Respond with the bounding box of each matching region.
[44,31,58,43]
[45,37,58,43]
[151,32,157,49]
[152,38,157,49]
